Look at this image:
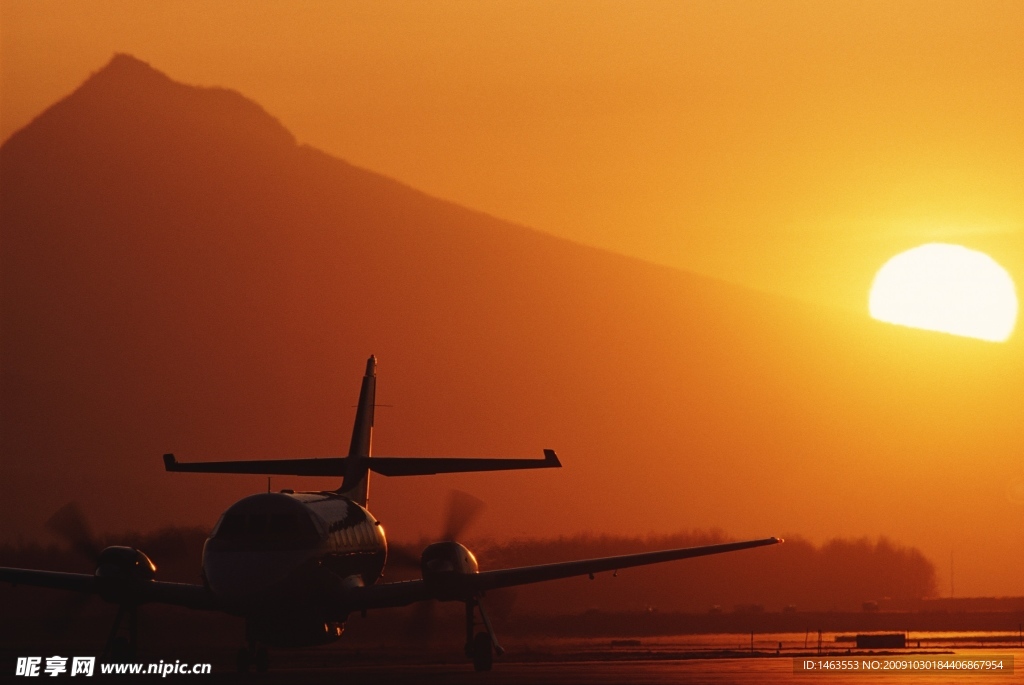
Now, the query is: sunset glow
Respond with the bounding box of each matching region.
[4,1,1024,605]
[869,244,1018,342]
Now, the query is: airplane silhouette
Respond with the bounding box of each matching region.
[1,356,781,672]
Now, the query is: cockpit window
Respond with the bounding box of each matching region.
[214,504,319,549]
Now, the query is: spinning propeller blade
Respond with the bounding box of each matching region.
[42,504,101,634]
[46,503,102,562]
[393,490,486,639]
[442,490,485,542]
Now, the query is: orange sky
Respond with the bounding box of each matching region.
[3,0,1022,311]
[2,2,1024,600]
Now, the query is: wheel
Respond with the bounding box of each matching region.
[471,632,493,672]
[254,647,269,673]
[236,647,251,674]
[108,636,133,663]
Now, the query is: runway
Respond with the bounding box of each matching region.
[6,631,1020,683]
[78,647,1021,684]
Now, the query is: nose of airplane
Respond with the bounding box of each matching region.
[203,547,313,606]
[202,493,327,606]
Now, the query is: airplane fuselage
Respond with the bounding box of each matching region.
[201,492,386,646]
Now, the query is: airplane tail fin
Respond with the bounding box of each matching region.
[163,355,562,500]
[339,355,376,505]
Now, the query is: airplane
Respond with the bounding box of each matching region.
[0,355,782,673]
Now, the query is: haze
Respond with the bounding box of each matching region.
[3,1,1023,309]
[2,2,1023,602]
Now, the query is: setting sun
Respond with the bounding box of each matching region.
[869,243,1018,342]
[5,3,1024,655]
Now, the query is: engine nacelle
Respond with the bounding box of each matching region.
[94,546,157,604]
[420,541,478,600]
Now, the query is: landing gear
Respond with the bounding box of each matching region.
[236,645,269,673]
[464,597,503,672]
[471,632,493,672]
[235,647,250,674]
[103,604,138,663]
[108,637,133,663]
[236,619,270,674]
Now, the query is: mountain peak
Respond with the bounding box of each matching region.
[3,53,296,154]
[88,53,175,86]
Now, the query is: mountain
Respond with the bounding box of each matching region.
[2,55,1022,596]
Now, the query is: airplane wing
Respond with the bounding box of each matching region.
[343,537,782,610]
[5,538,781,614]
[468,537,781,592]
[0,568,97,594]
[0,567,220,611]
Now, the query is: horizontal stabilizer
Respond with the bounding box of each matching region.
[163,453,345,476]
[163,450,560,478]
[369,450,560,475]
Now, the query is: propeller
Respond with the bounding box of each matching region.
[41,503,149,661]
[391,490,494,643]
[42,503,101,634]
[484,587,518,622]
[386,544,421,570]
[388,490,486,572]
[441,490,484,542]
[402,600,444,644]
[44,592,93,635]
[46,502,102,563]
